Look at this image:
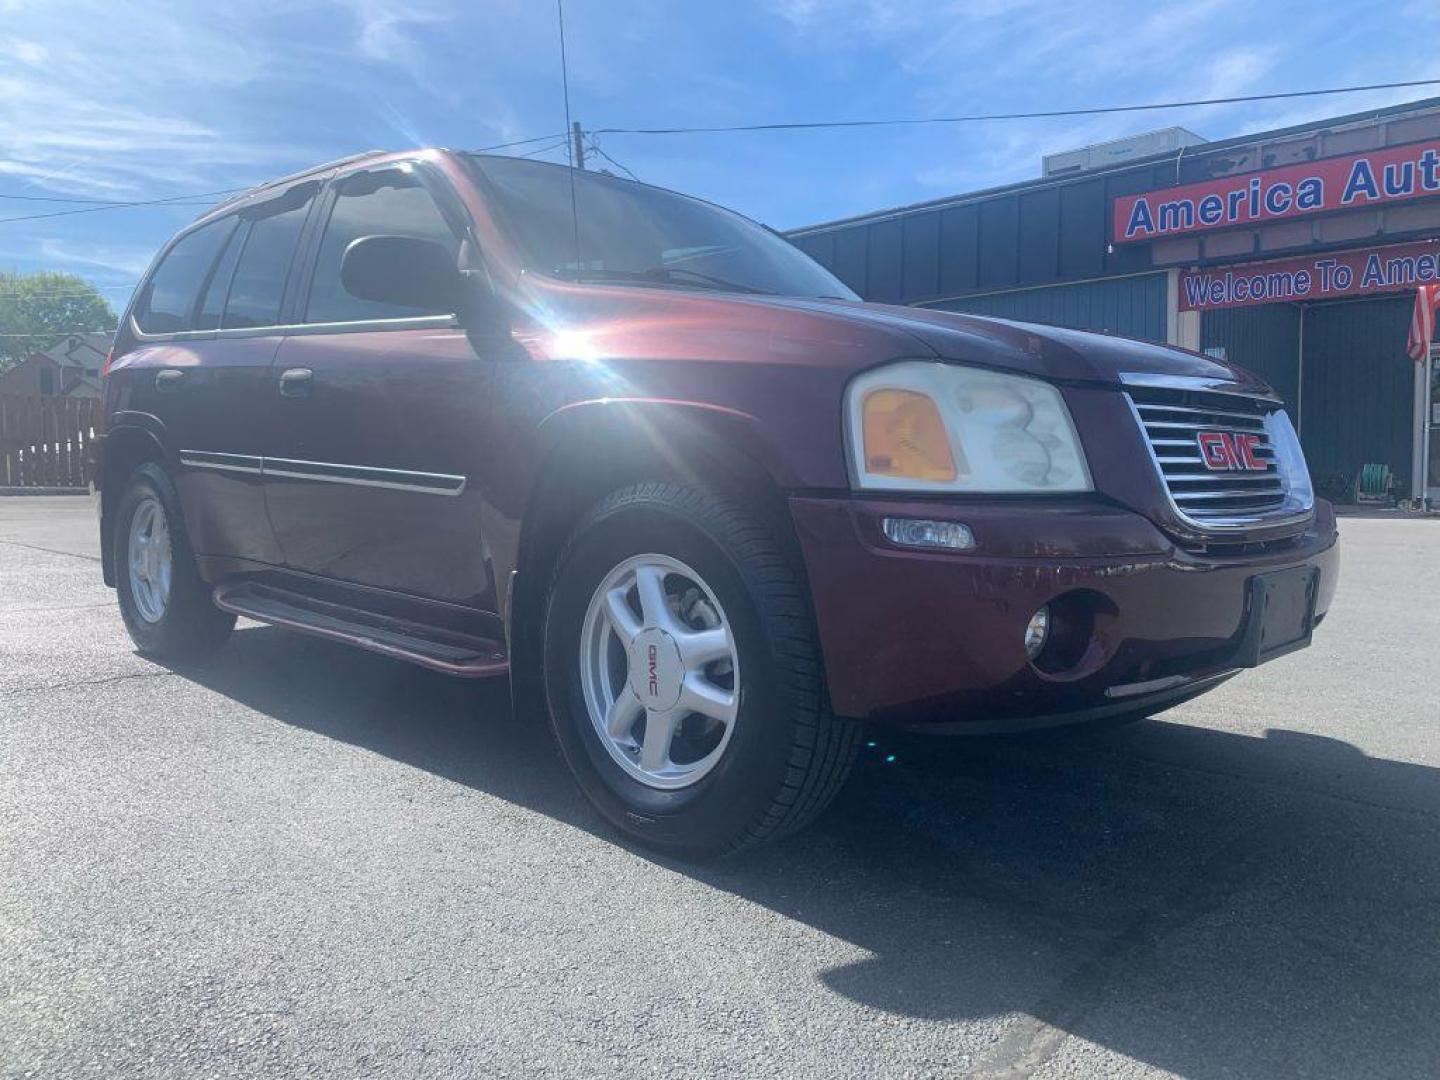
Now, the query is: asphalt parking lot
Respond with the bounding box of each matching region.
[2,496,1438,1079]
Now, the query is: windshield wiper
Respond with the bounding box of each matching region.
[551,266,773,295]
[647,267,773,295]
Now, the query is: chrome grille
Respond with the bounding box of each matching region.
[1126,385,1290,520]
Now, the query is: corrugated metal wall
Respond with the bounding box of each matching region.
[787,163,1194,305]
[925,274,1169,342]
[789,104,1440,310]
[1299,297,1416,487]
[1201,305,1302,412]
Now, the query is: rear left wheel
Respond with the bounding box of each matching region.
[114,462,235,661]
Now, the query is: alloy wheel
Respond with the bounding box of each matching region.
[127,494,173,624]
[578,553,740,790]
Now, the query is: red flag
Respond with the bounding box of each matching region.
[1408,283,1440,362]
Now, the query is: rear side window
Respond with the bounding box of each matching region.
[305,167,460,324]
[222,184,316,329]
[194,219,245,331]
[134,217,237,334]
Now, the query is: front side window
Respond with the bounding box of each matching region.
[135,216,237,334]
[467,155,857,301]
[305,167,460,324]
[222,184,316,330]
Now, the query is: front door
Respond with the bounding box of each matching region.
[262,163,496,611]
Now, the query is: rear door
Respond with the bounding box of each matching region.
[123,196,304,567]
[168,183,320,564]
[263,162,497,610]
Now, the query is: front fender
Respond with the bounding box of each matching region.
[535,396,805,490]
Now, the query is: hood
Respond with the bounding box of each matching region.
[773,297,1275,393]
[513,280,1274,395]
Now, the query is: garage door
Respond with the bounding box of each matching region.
[1300,297,1415,489]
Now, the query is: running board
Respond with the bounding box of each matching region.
[213,581,508,678]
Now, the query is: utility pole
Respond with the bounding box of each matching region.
[571,122,586,169]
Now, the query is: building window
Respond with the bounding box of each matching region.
[38,367,55,395]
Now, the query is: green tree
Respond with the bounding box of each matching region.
[0,270,118,372]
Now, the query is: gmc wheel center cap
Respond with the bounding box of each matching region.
[630,628,684,710]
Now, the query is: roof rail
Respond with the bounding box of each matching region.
[198,149,392,217]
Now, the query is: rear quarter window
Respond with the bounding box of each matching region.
[194,221,246,331]
[134,217,237,334]
[221,185,316,330]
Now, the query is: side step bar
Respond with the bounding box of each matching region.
[213,581,508,678]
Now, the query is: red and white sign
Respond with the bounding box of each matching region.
[1408,282,1440,362]
[1177,240,1440,312]
[1114,139,1440,243]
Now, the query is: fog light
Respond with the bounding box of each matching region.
[1024,605,1050,660]
[881,517,975,551]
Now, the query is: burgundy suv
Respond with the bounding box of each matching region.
[98,149,1338,855]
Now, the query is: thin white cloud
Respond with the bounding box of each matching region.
[0,2,306,198]
[34,238,155,280]
[0,37,47,65]
[351,0,452,71]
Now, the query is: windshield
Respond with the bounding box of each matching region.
[467,155,858,300]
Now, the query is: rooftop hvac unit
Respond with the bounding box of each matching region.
[1043,127,1208,177]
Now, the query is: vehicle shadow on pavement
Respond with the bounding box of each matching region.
[167,624,1440,1080]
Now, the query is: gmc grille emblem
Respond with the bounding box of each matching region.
[1196,430,1266,472]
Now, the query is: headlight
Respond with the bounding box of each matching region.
[845,360,1092,494]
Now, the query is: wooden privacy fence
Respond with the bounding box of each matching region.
[0,394,103,489]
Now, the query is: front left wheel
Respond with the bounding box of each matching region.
[113,462,235,661]
[542,482,861,858]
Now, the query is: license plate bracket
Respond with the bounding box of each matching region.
[1233,566,1319,667]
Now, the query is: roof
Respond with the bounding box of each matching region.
[197,150,392,219]
[34,332,112,368]
[788,95,1440,236]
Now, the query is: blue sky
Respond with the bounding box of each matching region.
[1,0,1437,313]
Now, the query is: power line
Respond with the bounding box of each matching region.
[515,136,572,160]
[0,188,240,225]
[586,137,639,182]
[0,191,215,206]
[0,328,117,336]
[0,293,130,301]
[0,281,138,290]
[471,131,570,153]
[0,283,137,297]
[1,74,1437,233]
[0,192,142,205]
[0,133,577,224]
[13,285,137,292]
[592,78,1440,137]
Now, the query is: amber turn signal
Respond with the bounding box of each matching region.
[861,388,958,482]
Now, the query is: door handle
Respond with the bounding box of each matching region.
[278,368,313,398]
[154,369,185,394]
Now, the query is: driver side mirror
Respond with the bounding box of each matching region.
[340,234,463,314]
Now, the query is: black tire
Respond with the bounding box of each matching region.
[542,482,862,858]
[113,462,235,661]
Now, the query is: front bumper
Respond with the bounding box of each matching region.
[790,495,1339,728]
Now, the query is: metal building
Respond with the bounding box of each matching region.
[788,98,1440,504]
